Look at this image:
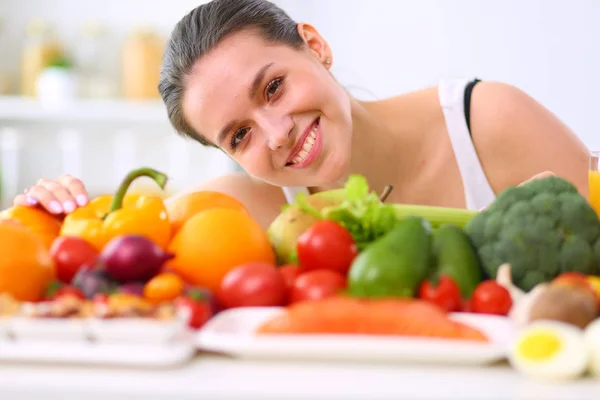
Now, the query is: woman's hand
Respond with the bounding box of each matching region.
[479,171,556,211]
[13,175,89,215]
[517,170,556,187]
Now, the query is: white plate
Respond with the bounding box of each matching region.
[0,337,197,368]
[8,317,90,341]
[88,317,187,344]
[0,317,10,339]
[196,307,515,366]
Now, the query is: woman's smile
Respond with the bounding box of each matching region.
[286,117,322,169]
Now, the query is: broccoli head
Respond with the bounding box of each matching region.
[465,176,600,291]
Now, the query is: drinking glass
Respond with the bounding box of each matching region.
[589,150,600,217]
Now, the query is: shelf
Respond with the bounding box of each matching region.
[0,96,171,123]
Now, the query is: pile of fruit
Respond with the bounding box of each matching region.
[0,167,275,330]
[0,167,599,380]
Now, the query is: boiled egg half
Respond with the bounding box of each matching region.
[584,318,600,378]
[508,320,588,381]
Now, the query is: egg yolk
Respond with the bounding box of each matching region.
[517,331,562,361]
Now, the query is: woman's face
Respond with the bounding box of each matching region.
[182,25,353,188]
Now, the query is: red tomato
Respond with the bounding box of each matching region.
[175,294,213,330]
[296,220,358,275]
[470,280,512,316]
[50,236,99,284]
[217,262,287,309]
[290,269,347,304]
[92,293,109,306]
[418,276,462,313]
[278,264,302,291]
[46,284,86,301]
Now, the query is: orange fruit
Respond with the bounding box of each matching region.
[143,272,185,304]
[0,205,63,250]
[0,222,55,302]
[166,208,275,292]
[165,191,249,235]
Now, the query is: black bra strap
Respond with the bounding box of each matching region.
[464,78,481,136]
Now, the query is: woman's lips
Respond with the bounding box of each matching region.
[287,117,322,169]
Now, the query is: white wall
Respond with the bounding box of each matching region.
[0,0,598,201]
[310,0,600,149]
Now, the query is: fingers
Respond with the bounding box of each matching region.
[13,193,38,207]
[27,182,66,214]
[57,174,89,206]
[14,174,89,215]
[518,170,556,187]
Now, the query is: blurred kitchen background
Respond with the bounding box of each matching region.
[0,0,598,207]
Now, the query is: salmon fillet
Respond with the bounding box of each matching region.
[256,296,488,342]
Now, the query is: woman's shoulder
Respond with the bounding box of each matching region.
[166,172,288,229]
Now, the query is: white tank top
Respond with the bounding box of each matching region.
[281,77,497,211]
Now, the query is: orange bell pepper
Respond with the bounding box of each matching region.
[0,205,63,250]
[60,167,172,251]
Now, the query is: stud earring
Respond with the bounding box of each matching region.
[324,58,331,65]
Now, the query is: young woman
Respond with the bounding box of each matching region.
[14,0,590,229]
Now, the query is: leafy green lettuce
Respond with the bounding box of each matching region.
[294,175,399,250]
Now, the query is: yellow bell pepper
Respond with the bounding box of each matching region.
[60,167,172,251]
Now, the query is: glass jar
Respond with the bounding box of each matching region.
[75,22,117,98]
[20,19,64,97]
[0,17,11,95]
[121,27,164,100]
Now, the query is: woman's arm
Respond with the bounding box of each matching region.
[469,81,590,198]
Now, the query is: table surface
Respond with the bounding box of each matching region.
[0,353,598,400]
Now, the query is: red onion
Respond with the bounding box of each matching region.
[100,235,175,283]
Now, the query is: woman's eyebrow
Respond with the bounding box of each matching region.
[217,62,275,145]
[249,62,274,98]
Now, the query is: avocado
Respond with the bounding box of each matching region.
[347,216,432,298]
[431,224,482,298]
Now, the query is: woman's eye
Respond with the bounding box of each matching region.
[230,128,249,149]
[265,77,283,100]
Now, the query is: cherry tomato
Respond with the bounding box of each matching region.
[278,264,302,291]
[217,262,287,309]
[50,236,99,284]
[296,220,358,275]
[45,282,86,301]
[92,293,109,306]
[143,272,185,304]
[418,275,462,313]
[290,269,347,304]
[471,280,512,316]
[175,292,213,330]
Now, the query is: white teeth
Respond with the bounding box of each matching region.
[289,121,319,165]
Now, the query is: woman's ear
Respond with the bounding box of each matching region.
[297,23,333,67]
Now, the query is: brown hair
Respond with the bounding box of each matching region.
[158,0,304,147]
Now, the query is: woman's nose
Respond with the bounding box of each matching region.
[267,131,290,150]
[261,116,293,150]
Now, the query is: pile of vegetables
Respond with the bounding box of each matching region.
[266,173,600,318]
[464,175,600,291]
